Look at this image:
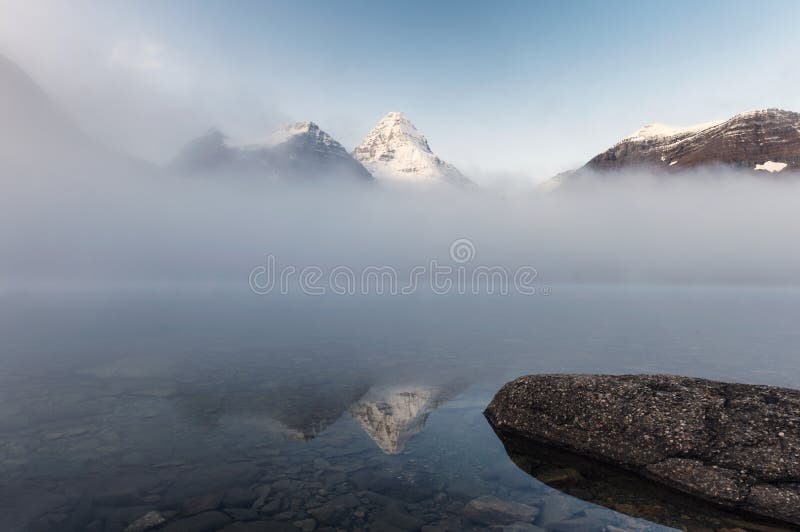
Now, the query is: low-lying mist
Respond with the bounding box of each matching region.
[3,165,800,293]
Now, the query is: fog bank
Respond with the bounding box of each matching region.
[3,167,800,292]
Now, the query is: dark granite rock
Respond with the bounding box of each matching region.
[484,374,800,526]
[493,434,789,531]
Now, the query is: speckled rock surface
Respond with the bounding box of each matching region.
[484,374,800,526]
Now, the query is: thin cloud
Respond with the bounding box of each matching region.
[108,38,168,75]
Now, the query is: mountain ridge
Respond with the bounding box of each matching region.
[542,108,800,190]
[5,52,800,189]
[171,121,373,183]
[592,108,800,172]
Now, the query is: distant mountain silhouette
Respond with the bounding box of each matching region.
[0,53,156,176]
[171,121,373,183]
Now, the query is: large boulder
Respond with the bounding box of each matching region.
[484,374,800,526]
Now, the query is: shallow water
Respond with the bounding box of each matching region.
[1,285,799,531]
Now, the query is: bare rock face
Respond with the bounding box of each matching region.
[588,109,800,174]
[484,374,800,526]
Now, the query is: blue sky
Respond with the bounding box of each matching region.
[1,0,799,181]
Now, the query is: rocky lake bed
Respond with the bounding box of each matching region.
[4,288,800,531]
[4,361,799,531]
[0,361,674,532]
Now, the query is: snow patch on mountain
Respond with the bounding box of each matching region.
[233,121,346,152]
[353,112,471,185]
[266,121,316,146]
[624,119,724,142]
[755,160,788,173]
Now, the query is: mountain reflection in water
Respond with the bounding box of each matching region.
[4,289,800,531]
[349,383,463,454]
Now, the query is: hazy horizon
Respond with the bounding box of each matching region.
[5,167,800,291]
[2,0,800,183]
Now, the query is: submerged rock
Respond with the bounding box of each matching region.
[463,495,538,525]
[484,374,800,526]
[495,434,793,530]
[159,510,231,532]
[180,492,223,516]
[123,511,167,532]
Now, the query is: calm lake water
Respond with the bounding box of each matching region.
[2,285,799,531]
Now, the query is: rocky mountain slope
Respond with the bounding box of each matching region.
[544,108,800,189]
[353,112,471,185]
[171,121,372,183]
[590,109,800,172]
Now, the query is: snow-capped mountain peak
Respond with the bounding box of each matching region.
[353,112,471,185]
[623,119,724,142]
[267,120,316,145]
[268,120,352,158]
[234,120,345,153]
[369,111,432,151]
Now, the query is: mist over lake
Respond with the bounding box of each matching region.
[4,1,800,530]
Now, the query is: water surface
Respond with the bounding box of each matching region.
[2,285,799,531]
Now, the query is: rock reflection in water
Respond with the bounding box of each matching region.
[492,431,796,532]
[349,383,461,454]
[169,354,372,441]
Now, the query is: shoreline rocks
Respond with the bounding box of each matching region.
[484,374,800,526]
